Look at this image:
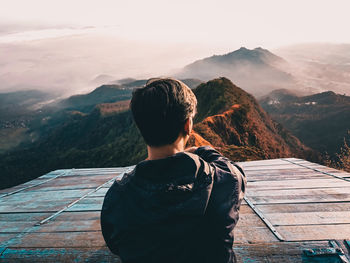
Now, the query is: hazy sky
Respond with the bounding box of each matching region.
[0,0,349,94]
[1,0,350,47]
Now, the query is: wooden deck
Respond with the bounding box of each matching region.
[0,158,350,262]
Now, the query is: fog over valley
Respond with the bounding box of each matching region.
[2,29,350,99]
[0,28,216,96]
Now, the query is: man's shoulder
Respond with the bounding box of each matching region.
[118,169,135,185]
[103,169,135,203]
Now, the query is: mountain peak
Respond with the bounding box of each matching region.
[224,47,285,64]
[92,84,125,94]
[179,47,293,97]
[193,77,254,122]
[238,46,249,51]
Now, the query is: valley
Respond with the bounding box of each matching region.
[1,45,350,189]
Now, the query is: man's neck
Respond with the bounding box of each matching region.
[147,139,185,161]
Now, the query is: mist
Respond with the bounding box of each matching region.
[0,29,217,97]
[274,43,350,95]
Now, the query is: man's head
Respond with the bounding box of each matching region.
[130,78,197,147]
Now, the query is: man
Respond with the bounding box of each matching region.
[101,78,246,263]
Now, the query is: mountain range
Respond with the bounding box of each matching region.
[260,89,350,155]
[1,45,349,189]
[0,77,318,189]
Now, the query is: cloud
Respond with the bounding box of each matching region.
[0,30,212,95]
[0,26,98,43]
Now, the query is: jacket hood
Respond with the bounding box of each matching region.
[124,152,214,221]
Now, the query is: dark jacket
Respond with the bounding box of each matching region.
[101,146,246,263]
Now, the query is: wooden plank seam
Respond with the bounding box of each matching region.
[0,170,72,199]
[282,159,350,183]
[0,167,132,255]
[243,196,285,241]
[0,170,74,254]
[35,167,133,226]
[0,219,43,255]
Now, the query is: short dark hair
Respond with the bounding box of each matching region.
[130,78,197,147]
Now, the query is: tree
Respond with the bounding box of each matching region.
[336,133,350,172]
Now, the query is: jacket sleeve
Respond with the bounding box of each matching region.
[100,181,121,255]
[194,146,246,260]
[194,146,246,202]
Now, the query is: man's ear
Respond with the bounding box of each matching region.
[184,117,193,136]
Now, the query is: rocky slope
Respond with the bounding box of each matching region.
[187,78,317,161]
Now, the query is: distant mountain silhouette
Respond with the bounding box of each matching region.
[53,79,203,113]
[90,74,116,86]
[114,78,203,90]
[260,89,350,155]
[54,85,133,113]
[178,47,296,96]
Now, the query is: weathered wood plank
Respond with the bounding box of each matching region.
[235,204,279,243]
[34,212,101,232]
[0,213,51,233]
[235,205,266,227]
[0,213,49,222]
[67,167,131,172]
[0,199,77,213]
[244,168,319,175]
[67,171,121,176]
[0,247,121,263]
[0,222,37,234]
[38,170,69,179]
[257,202,350,213]
[10,231,106,248]
[0,234,18,245]
[233,241,338,263]
[243,165,304,171]
[237,159,293,166]
[247,187,350,197]
[335,172,350,179]
[0,179,49,194]
[276,224,350,241]
[66,197,104,211]
[247,178,349,190]
[43,211,100,221]
[240,162,296,168]
[88,188,109,197]
[265,211,350,226]
[1,242,336,263]
[246,173,331,182]
[234,226,278,243]
[0,189,91,205]
[286,160,350,177]
[28,176,115,192]
[250,194,350,204]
